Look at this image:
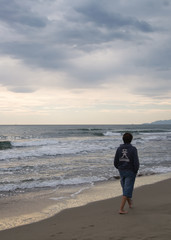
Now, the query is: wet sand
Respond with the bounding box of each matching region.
[0,173,170,230]
[0,177,171,240]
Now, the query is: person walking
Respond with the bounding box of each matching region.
[114,132,139,214]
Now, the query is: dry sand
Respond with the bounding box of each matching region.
[0,178,170,240]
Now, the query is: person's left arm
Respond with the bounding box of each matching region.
[133,147,139,174]
[114,148,120,169]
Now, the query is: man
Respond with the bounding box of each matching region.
[114,132,139,214]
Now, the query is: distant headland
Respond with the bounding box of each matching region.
[145,119,171,124]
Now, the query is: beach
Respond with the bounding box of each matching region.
[0,125,171,239]
[0,176,171,240]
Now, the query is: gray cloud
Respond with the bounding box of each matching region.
[75,4,153,33]
[0,0,155,65]
[138,44,171,71]
[133,84,171,99]
[0,42,72,70]
[0,0,47,28]
[0,0,171,97]
[7,86,37,93]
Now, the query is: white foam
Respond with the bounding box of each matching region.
[150,166,171,174]
[0,139,112,160]
[104,131,121,136]
[11,139,60,147]
[0,176,107,192]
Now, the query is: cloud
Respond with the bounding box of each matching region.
[0,0,170,100]
[0,42,72,70]
[0,0,47,28]
[75,3,153,33]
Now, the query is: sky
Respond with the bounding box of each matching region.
[0,0,171,124]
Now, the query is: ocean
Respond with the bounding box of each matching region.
[0,124,171,198]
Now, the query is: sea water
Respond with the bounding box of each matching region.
[0,124,171,230]
[0,124,171,197]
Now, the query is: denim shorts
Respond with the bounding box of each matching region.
[119,170,136,198]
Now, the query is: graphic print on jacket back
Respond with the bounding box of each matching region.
[119,149,130,162]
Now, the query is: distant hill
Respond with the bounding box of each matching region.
[150,119,171,124]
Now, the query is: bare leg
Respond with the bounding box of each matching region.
[127,198,133,208]
[119,196,128,214]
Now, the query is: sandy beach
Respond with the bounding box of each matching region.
[0,177,170,240]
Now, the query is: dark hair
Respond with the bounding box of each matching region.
[123,132,133,144]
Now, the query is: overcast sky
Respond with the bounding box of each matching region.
[0,0,171,124]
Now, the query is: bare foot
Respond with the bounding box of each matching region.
[119,210,128,214]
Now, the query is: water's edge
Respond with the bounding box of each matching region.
[0,172,170,231]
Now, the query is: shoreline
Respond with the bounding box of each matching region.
[0,172,171,231]
[0,177,170,240]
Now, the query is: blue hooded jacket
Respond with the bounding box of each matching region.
[114,143,139,174]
